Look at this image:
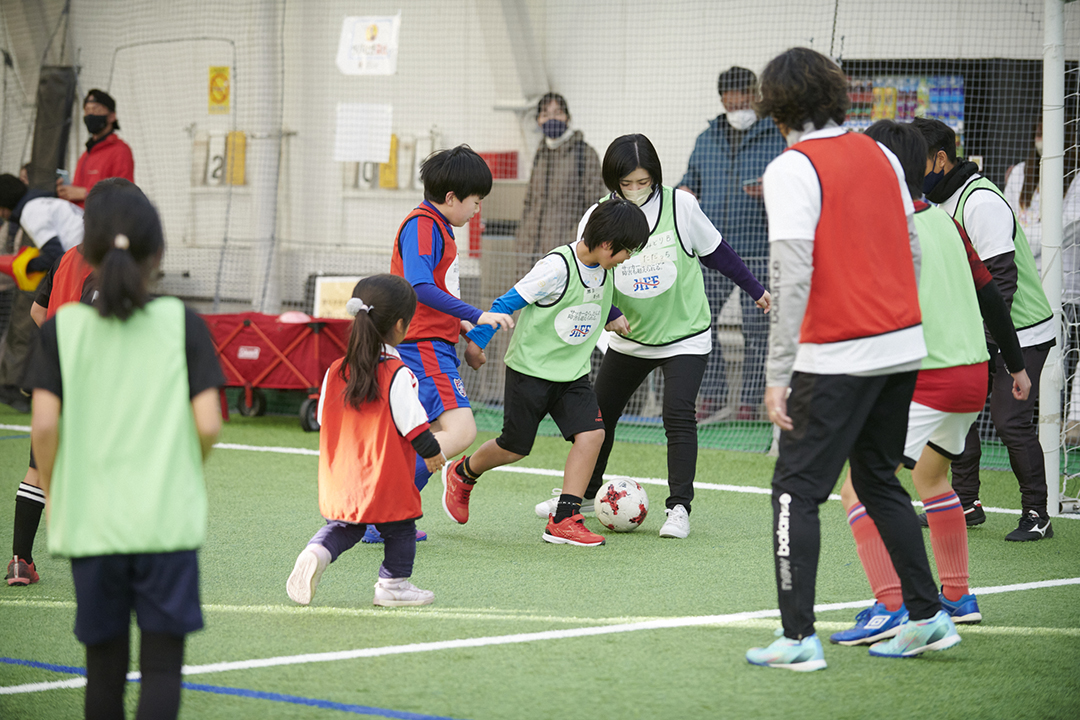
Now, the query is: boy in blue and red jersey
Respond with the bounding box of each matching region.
[386,146,513,542]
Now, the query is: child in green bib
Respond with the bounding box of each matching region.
[27,186,224,719]
[441,199,649,546]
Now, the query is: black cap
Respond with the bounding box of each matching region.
[84,89,119,129]
[717,66,757,95]
[0,173,28,211]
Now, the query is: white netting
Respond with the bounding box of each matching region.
[0,1,1077,498]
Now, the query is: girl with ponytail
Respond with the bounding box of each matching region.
[287,273,444,608]
[27,186,225,718]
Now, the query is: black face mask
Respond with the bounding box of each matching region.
[922,148,947,196]
[84,114,108,135]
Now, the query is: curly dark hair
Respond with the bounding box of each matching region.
[754,47,850,131]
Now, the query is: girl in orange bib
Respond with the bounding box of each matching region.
[287,274,445,607]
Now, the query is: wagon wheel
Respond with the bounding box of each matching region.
[299,397,320,432]
[237,388,267,417]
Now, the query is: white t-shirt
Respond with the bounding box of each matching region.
[577,187,723,358]
[515,239,606,305]
[939,175,1016,261]
[943,171,1056,346]
[763,125,925,385]
[19,197,84,251]
[317,345,429,437]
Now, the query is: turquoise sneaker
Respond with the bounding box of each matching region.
[868,610,960,658]
[747,630,827,671]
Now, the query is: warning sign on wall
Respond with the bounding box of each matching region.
[208,66,230,114]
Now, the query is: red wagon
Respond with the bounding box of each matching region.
[202,311,351,431]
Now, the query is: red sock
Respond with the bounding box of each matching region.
[847,503,903,611]
[923,491,969,601]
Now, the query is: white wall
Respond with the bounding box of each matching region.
[4,0,1074,304]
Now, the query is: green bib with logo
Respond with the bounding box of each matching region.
[606,186,712,346]
[505,244,613,382]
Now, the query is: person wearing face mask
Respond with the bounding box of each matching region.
[1003,120,1080,446]
[531,133,770,540]
[678,67,786,423]
[514,93,606,277]
[914,117,1056,543]
[57,89,135,208]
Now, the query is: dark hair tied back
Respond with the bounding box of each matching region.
[341,274,418,408]
[81,179,162,321]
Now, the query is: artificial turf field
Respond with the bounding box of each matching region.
[1,404,1078,720]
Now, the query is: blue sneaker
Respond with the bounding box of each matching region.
[868,610,961,658]
[747,630,827,671]
[939,591,981,624]
[829,603,908,646]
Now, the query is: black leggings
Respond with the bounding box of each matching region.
[85,631,185,720]
[585,350,708,512]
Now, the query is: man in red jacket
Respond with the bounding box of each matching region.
[57,89,134,207]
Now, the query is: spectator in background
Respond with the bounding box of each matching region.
[56,89,135,207]
[1003,119,1080,446]
[0,174,84,412]
[515,93,606,276]
[679,67,786,422]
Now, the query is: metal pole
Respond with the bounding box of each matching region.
[1042,0,1065,516]
[250,0,283,314]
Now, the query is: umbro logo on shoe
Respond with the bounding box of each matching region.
[865,615,890,629]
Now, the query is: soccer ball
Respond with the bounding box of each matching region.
[595,479,648,532]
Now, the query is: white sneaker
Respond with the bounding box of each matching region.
[286,544,331,605]
[373,578,435,607]
[534,488,595,518]
[659,504,690,539]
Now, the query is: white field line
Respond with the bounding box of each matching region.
[4,427,1078,518]
[3,577,1078,696]
[215,440,1080,518]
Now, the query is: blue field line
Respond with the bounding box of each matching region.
[0,433,30,440]
[183,682,465,718]
[1,657,85,675]
[1,656,465,719]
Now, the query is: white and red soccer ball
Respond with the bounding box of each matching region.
[595,479,648,532]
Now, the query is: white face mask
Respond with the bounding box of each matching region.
[623,185,653,206]
[1035,138,1043,156]
[727,108,757,131]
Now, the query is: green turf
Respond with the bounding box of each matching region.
[1,404,1078,720]
[218,388,1080,474]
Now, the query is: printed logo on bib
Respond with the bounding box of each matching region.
[446,256,461,298]
[614,230,679,298]
[553,302,602,345]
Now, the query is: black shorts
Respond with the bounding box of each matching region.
[70,550,203,646]
[28,445,35,470]
[496,367,604,456]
